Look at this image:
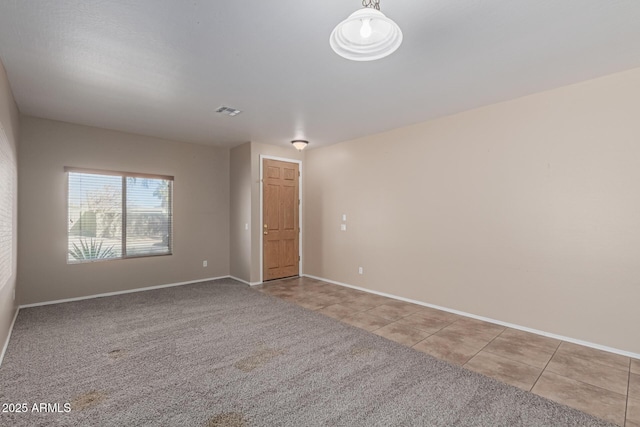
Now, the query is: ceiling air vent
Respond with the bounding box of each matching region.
[215,106,242,117]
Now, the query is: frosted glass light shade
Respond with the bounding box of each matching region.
[291,140,309,150]
[330,8,402,61]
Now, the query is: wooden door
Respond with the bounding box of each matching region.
[263,159,299,281]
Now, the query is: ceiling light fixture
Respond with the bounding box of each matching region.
[291,140,309,151]
[330,0,402,61]
[215,106,242,117]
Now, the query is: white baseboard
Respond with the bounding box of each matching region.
[229,276,250,285]
[229,276,262,286]
[19,276,230,309]
[303,274,640,360]
[0,306,19,368]
[3,275,241,368]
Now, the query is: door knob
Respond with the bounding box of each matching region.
[264,224,268,235]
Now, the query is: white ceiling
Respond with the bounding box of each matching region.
[0,1,640,149]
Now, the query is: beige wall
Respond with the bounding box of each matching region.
[249,142,304,283]
[18,116,230,304]
[304,67,640,354]
[229,142,252,282]
[0,59,19,353]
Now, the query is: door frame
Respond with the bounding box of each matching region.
[259,155,302,283]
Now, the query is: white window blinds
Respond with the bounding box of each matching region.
[67,169,173,263]
[0,126,14,289]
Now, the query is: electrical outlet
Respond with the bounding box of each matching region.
[203,260,208,267]
[358,267,363,275]
[340,224,347,231]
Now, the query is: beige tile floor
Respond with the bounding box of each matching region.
[255,276,639,427]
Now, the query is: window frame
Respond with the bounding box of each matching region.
[0,125,15,289]
[65,167,174,263]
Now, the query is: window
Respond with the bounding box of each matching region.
[67,168,173,263]
[0,126,14,288]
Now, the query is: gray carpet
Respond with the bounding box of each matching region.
[0,278,615,426]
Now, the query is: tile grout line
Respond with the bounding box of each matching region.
[367,303,399,333]
[305,274,640,361]
[479,333,562,377]
[625,358,631,427]
[357,297,421,333]
[409,313,463,349]
[281,282,479,353]
[334,297,390,332]
[410,319,458,348]
[384,310,461,348]
[267,278,632,424]
[310,286,444,342]
[462,324,507,367]
[530,347,629,425]
[529,340,562,392]
[376,316,439,344]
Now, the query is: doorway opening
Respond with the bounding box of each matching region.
[260,156,302,282]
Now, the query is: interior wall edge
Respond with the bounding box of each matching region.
[19,275,232,309]
[0,306,19,368]
[17,116,231,304]
[302,274,640,360]
[249,142,304,283]
[303,66,640,356]
[0,56,20,369]
[228,276,251,286]
[229,142,252,283]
